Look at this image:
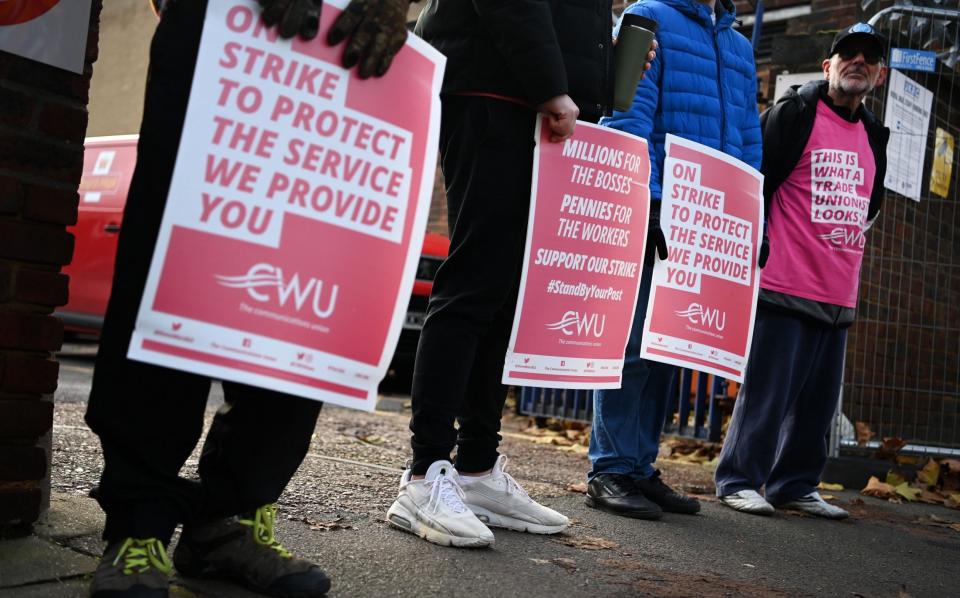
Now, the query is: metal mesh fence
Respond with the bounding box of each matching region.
[835,2,960,456]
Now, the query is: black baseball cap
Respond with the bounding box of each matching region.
[830,22,887,57]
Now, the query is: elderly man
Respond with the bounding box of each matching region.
[715,22,890,519]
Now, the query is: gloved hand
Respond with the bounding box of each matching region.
[645,203,668,267]
[327,0,409,78]
[758,233,770,269]
[258,0,322,40]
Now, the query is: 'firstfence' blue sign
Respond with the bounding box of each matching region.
[889,48,937,73]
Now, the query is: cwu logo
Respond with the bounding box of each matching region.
[817,227,866,249]
[545,311,606,337]
[215,263,338,319]
[674,303,726,331]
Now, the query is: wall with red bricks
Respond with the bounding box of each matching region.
[0,1,102,529]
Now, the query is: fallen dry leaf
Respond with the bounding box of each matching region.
[551,557,578,571]
[886,470,907,487]
[532,435,574,447]
[303,517,353,531]
[554,536,619,550]
[355,434,385,445]
[818,482,844,492]
[861,476,896,499]
[945,492,960,510]
[855,421,874,445]
[896,455,923,466]
[876,437,907,460]
[914,514,960,531]
[566,482,588,494]
[894,483,921,502]
[528,558,551,565]
[941,460,960,492]
[917,459,940,486]
[848,497,866,506]
[917,489,948,505]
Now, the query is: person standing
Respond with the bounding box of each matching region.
[86,1,410,596]
[716,23,889,519]
[586,0,761,520]
[387,0,655,547]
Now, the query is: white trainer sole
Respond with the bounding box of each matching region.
[465,504,568,535]
[719,497,775,516]
[386,502,494,548]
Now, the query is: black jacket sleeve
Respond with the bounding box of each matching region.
[864,119,890,223]
[472,0,568,106]
[759,95,803,218]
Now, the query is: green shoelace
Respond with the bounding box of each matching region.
[112,538,173,576]
[239,503,292,559]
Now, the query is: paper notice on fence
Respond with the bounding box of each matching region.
[128,0,444,411]
[503,119,651,389]
[639,135,763,382]
[883,70,933,202]
[930,127,954,198]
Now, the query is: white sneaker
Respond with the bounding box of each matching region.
[459,455,569,534]
[386,460,495,548]
[779,492,849,519]
[719,490,776,515]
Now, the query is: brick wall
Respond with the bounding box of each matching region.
[0,2,102,530]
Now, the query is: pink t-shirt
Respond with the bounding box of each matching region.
[760,101,876,308]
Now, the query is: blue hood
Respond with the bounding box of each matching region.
[604,0,761,200]
[655,0,738,29]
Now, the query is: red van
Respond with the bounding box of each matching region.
[58,136,449,380]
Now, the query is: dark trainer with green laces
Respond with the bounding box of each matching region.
[173,503,331,598]
[89,538,172,598]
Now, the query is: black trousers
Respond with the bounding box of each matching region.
[84,0,321,545]
[409,96,536,475]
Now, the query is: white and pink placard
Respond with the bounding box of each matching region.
[503,118,651,389]
[639,135,763,382]
[129,0,445,411]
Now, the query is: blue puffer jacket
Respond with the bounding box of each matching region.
[602,0,762,200]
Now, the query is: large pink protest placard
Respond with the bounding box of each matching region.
[503,119,650,389]
[128,0,444,411]
[640,135,763,382]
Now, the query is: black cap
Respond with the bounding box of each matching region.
[830,22,887,57]
[622,13,658,33]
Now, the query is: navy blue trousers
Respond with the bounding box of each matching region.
[715,306,847,504]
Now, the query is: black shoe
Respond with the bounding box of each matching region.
[634,470,701,514]
[585,474,663,519]
[90,538,172,598]
[173,504,331,597]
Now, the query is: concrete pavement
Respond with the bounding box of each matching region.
[1,344,958,597]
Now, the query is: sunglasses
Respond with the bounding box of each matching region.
[836,47,883,65]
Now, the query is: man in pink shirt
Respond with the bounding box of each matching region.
[715,23,890,519]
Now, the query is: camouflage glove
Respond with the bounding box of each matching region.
[258,0,322,40]
[327,0,409,78]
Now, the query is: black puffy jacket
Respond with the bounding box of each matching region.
[414,0,615,123]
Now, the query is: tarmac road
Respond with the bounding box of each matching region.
[2,341,957,597]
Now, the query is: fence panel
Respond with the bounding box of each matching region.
[835,4,960,456]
